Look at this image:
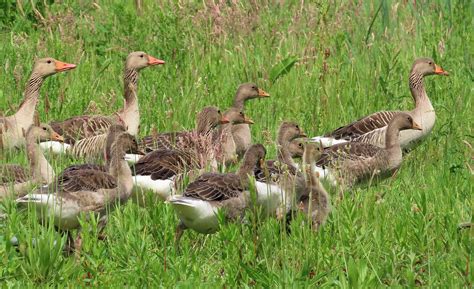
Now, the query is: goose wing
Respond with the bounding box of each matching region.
[0,164,28,184]
[254,160,299,182]
[54,168,116,192]
[326,111,402,139]
[133,149,198,180]
[140,131,192,152]
[316,142,381,167]
[183,173,244,201]
[50,115,117,144]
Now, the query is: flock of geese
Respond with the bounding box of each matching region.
[0,52,448,253]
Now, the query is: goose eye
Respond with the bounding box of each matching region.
[47,60,52,64]
[299,143,303,147]
[42,127,47,131]
[428,61,432,65]
[140,54,144,58]
[217,110,221,114]
[295,125,299,129]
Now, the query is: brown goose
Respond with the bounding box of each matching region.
[314,113,422,188]
[298,142,331,231]
[168,144,266,247]
[0,124,63,199]
[140,106,229,152]
[44,51,164,150]
[254,122,307,182]
[231,83,270,157]
[17,125,139,251]
[311,58,448,149]
[132,108,253,200]
[0,58,75,150]
[253,122,307,217]
[215,107,254,165]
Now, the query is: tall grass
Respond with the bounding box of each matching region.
[0,0,472,287]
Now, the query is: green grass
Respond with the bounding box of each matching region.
[0,0,472,287]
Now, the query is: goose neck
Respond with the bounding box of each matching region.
[15,73,44,121]
[26,136,54,183]
[409,71,432,110]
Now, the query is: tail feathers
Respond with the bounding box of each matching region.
[166,196,197,207]
[125,154,143,164]
[310,136,348,148]
[16,194,54,204]
[39,141,71,154]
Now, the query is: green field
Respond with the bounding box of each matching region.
[0,0,472,287]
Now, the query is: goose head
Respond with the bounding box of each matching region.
[126,51,165,71]
[33,57,76,77]
[26,123,64,143]
[196,106,230,134]
[288,138,305,159]
[238,144,267,178]
[277,121,307,145]
[234,83,270,104]
[105,125,142,160]
[412,58,449,76]
[392,113,423,131]
[223,107,254,125]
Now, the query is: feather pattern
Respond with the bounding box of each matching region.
[183,173,244,201]
[326,111,401,140]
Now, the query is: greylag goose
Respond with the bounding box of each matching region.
[215,107,254,165]
[0,124,63,199]
[140,106,229,152]
[288,138,305,159]
[298,142,331,231]
[231,83,270,157]
[311,58,448,149]
[314,113,422,188]
[253,122,307,217]
[131,109,253,200]
[17,125,138,252]
[41,51,164,152]
[0,58,75,150]
[168,144,266,248]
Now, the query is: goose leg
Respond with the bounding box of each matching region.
[97,215,108,241]
[174,221,187,252]
[62,230,79,256]
[74,230,83,260]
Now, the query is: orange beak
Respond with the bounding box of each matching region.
[434,64,448,76]
[412,121,423,131]
[55,60,76,72]
[51,132,64,142]
[258,88,270,97]
[220,116,230,124]
[244,116,254,125]
[148,55,165,66]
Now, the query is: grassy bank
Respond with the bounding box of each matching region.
[0,0,472,287]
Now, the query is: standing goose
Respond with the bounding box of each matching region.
[0,124,63,199]
[311,58,448,149]
[140,106,230,152]
[231,83,270,157]
[0,58,75,150]
[132,109,253,201]
[168,144,266,248]
[298,142,331,231]
[41,51,164,152]
[17,126,138,251]
[253,122,307,217]
[314,113,422,188]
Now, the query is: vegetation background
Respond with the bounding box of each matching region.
[0,0,472,287]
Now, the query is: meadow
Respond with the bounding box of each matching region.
[0,0,472,287]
